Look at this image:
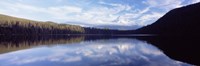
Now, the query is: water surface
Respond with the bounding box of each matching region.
[0,36,191,66]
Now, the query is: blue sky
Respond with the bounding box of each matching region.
[0,0,199,30]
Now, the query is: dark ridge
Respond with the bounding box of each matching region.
[134,2,200,36]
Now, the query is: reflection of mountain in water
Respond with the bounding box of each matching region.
[0,35,85,54]
[137,36,200,65]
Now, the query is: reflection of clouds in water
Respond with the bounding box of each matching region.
[63,56,82,62]
[14,57,45,64]
[0,39,191,66]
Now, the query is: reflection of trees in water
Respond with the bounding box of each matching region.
[0,35,137,54]
[0,35,85,54]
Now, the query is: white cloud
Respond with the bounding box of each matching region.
[56,0,63,3]
[64,3,135,26]
[99,1,132,11]
[49,6,82,14]
[143,0,184,10]
[138,12,163,26]
[191,0,200,3]
[0,1,83,22]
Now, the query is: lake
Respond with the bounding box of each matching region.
[0,35,196,66]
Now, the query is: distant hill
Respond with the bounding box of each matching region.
[0,14,85,35]
[135,2,200,36]
[94,25,140,30]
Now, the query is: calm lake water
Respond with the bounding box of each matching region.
[0,35,193,66]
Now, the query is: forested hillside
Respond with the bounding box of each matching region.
[0,14,85,35]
